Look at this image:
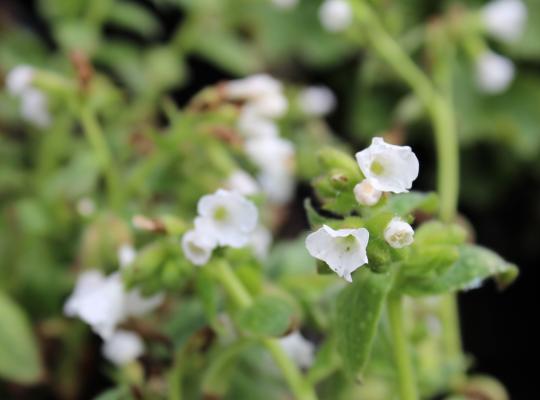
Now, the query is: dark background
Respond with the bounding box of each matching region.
[2,0,539,398]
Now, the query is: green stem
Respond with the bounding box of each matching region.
[387,295,418,400]
[79,106,122,210]
[214,261,317,400]
[168,350,183,400]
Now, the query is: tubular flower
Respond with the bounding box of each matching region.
[355,137,419,193]
[306,225,369,282]
[384,217,414,249]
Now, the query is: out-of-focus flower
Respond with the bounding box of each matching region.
[225,74,283,101]
[117,244,136,269]
[306,225,369,282]
[250,225,273,261]
[319,0,353,32]
[102,330,144,366]
[238,107,279,138]
[475,51,515,94]
[225,169,260,196]
[195,189,258,248]
[355,137,419,194]
[6,65,34,96]
[181,228,217,266]
[354,179,382,206]
[482,0,526,43]
[279,331,315,368]
[384,217,414,249]
[298,86,336,116]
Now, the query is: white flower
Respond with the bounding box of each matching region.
[181,228,217,266]
[384,217,414,248]
[305,225,369,282]
[6,65,35,96]
[249,94,288,118]
[102,330,144,366]
[354,178,382,206]
[258,169,296,204]
[482,0,526,43]
[64,271,164,339]
[355,137,419,194]
[475,51,515,94]
[195,189,258,248]
[238,107,279,138]
[117,244,136,269]
[225,169,260,196]
[298,86,336,116]
[250,225,273,261]
[279,331,315,369]
[319,0,353,32]
[271,0,298,9]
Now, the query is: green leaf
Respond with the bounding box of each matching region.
[399,244,519,297]
[0,292,43,383]
[237,296,295,337]
[382,191,438,217]
[335,268,394,377]
[108,1,161,37]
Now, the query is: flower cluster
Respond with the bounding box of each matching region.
[6,65,51,128]
[182,189,260,266]
[475,0,527,94]
[64,252,165,365]
[224,74,296,204]
[306,137,418,282]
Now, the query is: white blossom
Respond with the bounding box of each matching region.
[64,271,164,340]
[298,86,336,116]
[271,0,298,9]
[195,189,258,248]
[258,170,296,204]
[279,331,315,369]
[225,169,260,196]
[475,51,515,94]
[354,178,382,206]
[482,0,526,43]
[250,225,273,261]
[6,65,35,96]
[384,217,414,249]
[355,137,419,194]
[319,0,353,32]
[238,107,279,138]
[305,225,369,282]
[102,330,144,366]
[181,228,217,266]
[117,244,136,269]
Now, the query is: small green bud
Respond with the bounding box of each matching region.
[366,238,392,273]
[318,147,362,181]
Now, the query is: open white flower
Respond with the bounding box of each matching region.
[319,0,353,32]
[384,217,414,248]
[354,178,382,206]
[306,225,369,282]
[482,0,526,43]
[181,228,217,266]
[102,330,144,366]
[355,137,419,194]
[298,86,336,116]
[64,271,164,339]
[225,169,260,196]
[195,189,258,248]
[279,331,315,369]
[475,51,515,94]
[6,65,35,96]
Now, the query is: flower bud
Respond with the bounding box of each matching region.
[354,179,382,206]
[384,217,414,249]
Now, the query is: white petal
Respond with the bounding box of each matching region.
[475,51,515,94]
[6,65,34,96]
[181,228,216,266]
[384,217,414,249]
[250,225,273,261]
[225,74,283,100]
[64,270,106,317]
[482,0,526,43]
[102,330,144,366]
[124,289,165,317]
[279,331,315,368]
[249,93,288,118]
[117,244,136,269]
[298,86,336,116]
[20,88,51,128]
[355,137,419,193]
[225,170,260,196]
[319,0,353,32]
[354,179,382,206]
[238,107,279,138]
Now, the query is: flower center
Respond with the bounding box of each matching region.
[370,160,385,175]
[338,235,357,252]
[213,206,229,221]
[188,242,206,256]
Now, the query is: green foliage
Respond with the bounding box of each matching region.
[237,296,296,337]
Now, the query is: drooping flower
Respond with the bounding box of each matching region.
[181,228,217,266]
[355,137,419,194]
[195,189,258,248]
[319,0,353,32]
[481,0,526,43]
[279,331,315,369]
[353,178,382,206]
[475,51,515,94]
[225,169,260,196]
[102,330,145,366]
[305,225,369,282]
[298,86,336,116]
[384,217,414,248]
